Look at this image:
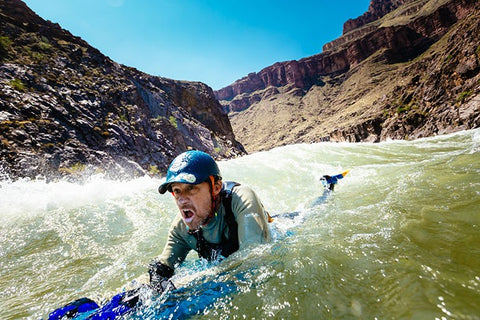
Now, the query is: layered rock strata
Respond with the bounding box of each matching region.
[215,0,479,152]
[0,0,245,180]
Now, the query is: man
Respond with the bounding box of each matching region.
[148,150,271,292]
[49,153,346,319]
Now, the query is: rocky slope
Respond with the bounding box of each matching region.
[215,0,479,152]
[0,0,245,180]
[342,0,417,35]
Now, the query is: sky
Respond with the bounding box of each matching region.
[22,0,371,90]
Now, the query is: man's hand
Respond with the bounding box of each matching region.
[148,260,176,294]
[149,277,175,294]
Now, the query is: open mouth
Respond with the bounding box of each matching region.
[182,209,194,223]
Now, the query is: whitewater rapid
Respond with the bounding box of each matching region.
[0,129,479,319]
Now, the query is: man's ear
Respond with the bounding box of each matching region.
[213,179,223,196]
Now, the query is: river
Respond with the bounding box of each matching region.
[1,129,479,319]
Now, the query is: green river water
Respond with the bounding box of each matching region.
[0,129,479,319]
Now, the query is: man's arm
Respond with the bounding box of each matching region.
[149,216,191,289]
[158,218,192,270]
[230,185,271,248]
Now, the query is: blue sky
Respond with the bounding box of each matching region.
[23,0,370,90]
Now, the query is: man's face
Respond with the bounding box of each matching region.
[171,181,221,230]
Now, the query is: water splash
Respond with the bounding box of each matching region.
[0,129,479,319]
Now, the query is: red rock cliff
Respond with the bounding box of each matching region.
[214,0,479,152]
[216,0,473,111]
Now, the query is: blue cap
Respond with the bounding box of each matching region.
[158,150,221,194]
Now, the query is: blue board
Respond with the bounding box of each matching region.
[49,271,239,319]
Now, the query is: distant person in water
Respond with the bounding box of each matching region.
[148,150,272,292]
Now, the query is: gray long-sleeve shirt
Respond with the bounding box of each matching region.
[158,184,271,269]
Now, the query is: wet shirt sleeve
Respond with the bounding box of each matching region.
[231,185,271,248]
[158,215,192,269]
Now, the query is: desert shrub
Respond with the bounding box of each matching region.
[148,164,160,175]
[456,90,472,103]
[0,35,12,59]
[58,162,87,175]
[397,104,411,114]
[9,79,26,91]
[169,116,178,128]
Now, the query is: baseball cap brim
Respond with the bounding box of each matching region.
[158,172,202,194]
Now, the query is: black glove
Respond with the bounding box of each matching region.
[148,261,176,294]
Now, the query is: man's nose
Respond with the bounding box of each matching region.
[176,194,188,204]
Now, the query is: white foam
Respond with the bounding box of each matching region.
[0,174,160,223]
